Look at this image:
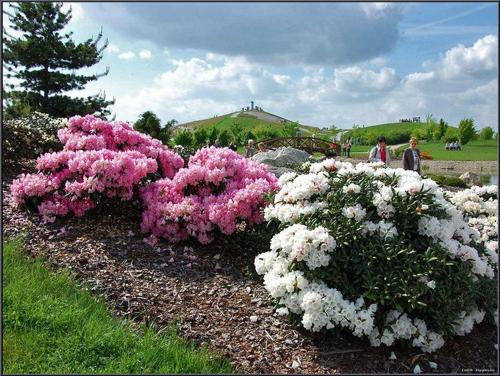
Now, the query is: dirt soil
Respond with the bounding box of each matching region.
[2,160,498,374]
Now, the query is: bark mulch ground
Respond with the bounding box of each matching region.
[2,160,498,374]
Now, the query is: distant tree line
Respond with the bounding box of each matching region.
[341,117,495,146]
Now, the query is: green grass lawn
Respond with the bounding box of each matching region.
[419,139,498,161]
[343,140,498,161]
[3,237,232,374]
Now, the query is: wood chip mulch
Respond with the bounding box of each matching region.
[2,161,498,374]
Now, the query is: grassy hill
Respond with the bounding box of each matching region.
[175,111,334,142]
[176,112,467,147]
[174,113,497,161]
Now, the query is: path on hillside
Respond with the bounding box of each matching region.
[230,110,286,123]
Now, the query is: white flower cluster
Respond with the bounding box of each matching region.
[369,310,445,353]
[452,308,485,336]
[468,216,498,243]
[4,112,67,159]
[447,186,498,217]
[342,204,367,221]
[265,172,330,223]
[445,185,498,251]
[342,183,361,194]
[255,224,378,335]
[264,201,327,224]
[278,172,298,187]
[258,161,498,353]
[269,224,336,270]
[440,239,495,278]
[372,186,396,218]
[275,172,330,203]
[361,220,398,239]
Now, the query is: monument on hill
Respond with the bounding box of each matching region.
[242,101,263,112]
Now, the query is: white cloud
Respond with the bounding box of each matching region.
[439,34,497,79]
[370,57,388,67]
[360,3,398,18]
[107,44,120,54]
[84,2,404,66]
[384,35,498,128]
[118,51,135,60]
[106,36,496,130]
[139,49,153,59]
[334,66,399,93]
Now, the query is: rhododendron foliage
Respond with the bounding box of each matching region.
[141,147,278,244]
[257,160,497,353]
[11,115,183,222]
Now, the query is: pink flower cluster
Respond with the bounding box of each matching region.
[140,147,279,244]
[10,115,184,222]
[58,115,183,178]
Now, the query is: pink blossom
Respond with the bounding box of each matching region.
[140,147,278,244]
[10,115,183,221]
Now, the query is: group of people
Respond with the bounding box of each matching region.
[244,139,266,158]
[245,135,424,176]
[330,138,352,157]
[445,141,461,151]
[369,136,422,175]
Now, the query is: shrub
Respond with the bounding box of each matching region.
[442,128,459,143]
[217,129,231,147]
[10,115,184,222]
[255,160,497,353]
[458,118,476,145]
[244,130,256,143]
[2,112,66,161]
[479,126,494,141]
[193,128,208,148]
[140,147,278,245]
[173,130,193,148]
[208,127,218,145]
[425,174,466,188]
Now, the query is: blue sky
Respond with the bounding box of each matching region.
[3,2,498,129]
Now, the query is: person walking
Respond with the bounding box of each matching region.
[402,137,421,175]
[345,138,352,158]
[368,136,390,165]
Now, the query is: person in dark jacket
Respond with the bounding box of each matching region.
[402,137,421,175]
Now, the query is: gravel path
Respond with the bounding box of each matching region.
[338,157,497,175]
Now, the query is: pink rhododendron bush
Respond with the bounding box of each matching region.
[255,159,497,353]
[140,147,278,244]
[10,115,184,222]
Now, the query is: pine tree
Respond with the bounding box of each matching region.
[3,2,114,119]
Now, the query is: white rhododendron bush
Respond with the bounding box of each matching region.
[255,160,498,352]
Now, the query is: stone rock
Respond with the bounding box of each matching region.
[252,147,310,167]
[309,155,327,163]
[459,172,482,187]
[267,166,296,177]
